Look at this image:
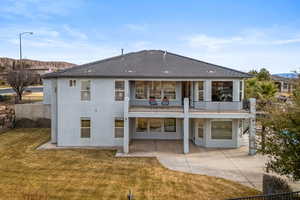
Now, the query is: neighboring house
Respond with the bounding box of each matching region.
[42,50,256,154]
[272,75,295,94]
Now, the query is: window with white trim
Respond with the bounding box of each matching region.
[81,80,91,101]
[114,118,124,138]
[135,81,148,99]
[149,118,162,132]
[164,118,176,132]
[198,81,204,101]
[136,118,148,132]
[115,80,125,101]
[163,82,176,100]
[211,121,232,140]
[69,80,76,87]
[149,81,161,99]
[198,120,204,138]
[80,117,91,138]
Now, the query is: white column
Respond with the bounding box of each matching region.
[280,81,284,93]
[190,81,194,106]
[123,80,130,154]
[241,80,244,101]
[194,81,199,101]
[233,80,240,102]
[249,98,256,155]
[183,98,189,154]
[51,79,58,144]
[123,96,129,154]
[204,80,211,101]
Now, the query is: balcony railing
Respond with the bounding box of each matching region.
[191,100,250,112]
[129,99,182,107]
[128,99,252,113]
[129,99,183,112]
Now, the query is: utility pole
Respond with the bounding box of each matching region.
[19,32,33,69]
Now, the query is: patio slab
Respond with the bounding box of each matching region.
[116,140,300,191]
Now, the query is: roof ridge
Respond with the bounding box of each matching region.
[46,50,150,76]
[164,51,251,76]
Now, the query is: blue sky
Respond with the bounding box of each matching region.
[0,0,300,73]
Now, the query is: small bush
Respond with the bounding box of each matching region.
[36,118,51,128]
[15,118,37,128]
[0,95,12,102]
[263,174,293,194]
[15,118,50,128]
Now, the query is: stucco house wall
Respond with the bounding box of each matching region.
[55,78,124,147]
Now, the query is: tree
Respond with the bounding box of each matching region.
[256,68,271,81]
[245,78,277,110]
[248,68,271,81]
[6,70,35,103]
[261,77,300,181]
[245,68,278,152]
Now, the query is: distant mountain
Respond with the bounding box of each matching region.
[273,73,298,79]
[0,57,75,73]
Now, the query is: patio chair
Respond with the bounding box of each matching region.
[161,96,169,106]
[149,96,158,106]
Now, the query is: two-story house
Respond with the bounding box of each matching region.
[43,50,256,155]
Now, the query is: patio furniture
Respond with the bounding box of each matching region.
[161,96,169,106]
[149,96,158,105]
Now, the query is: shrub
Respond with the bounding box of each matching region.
[263,174,293,194]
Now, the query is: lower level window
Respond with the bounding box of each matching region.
[198,120,204,138]
[136,118,147,132]
[81,117,91,138]
[211,121,232,140]
[114,118,124,138]
[164,118,176,132]
[149,118,162,132]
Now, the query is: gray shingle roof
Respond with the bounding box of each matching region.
[43,50,252,79]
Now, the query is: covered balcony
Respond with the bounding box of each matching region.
[127,80,248,113]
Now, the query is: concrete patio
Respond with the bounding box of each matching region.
[116,139,296,191]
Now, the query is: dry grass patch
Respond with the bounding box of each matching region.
[0,129,259,200]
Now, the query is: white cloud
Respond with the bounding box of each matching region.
[184,29,300,50]
[184,34,243,49]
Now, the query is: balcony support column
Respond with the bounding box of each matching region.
[233,80,240,102]
[204,80,211,102]
[123,79,130,154]
[183,98,189,154]
[249,98,256,155]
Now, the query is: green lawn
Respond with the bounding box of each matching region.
[0,129,259,200]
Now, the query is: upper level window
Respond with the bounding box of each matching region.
[69,80,76,87]
[114,118,124,138]
[134,81,177,100]
[80,117,91,138]
[149,81,161,99]
[239,81,243,101]
[212,81,233,102]
[198,81,204,101]
[115,80,125,101]
[163,82,176,100]
[135,81,148,99]
[81,80,91,101]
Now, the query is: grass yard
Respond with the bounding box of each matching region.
[0,129,259,200]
